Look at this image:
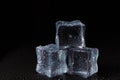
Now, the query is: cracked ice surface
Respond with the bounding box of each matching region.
[56,20,86,49]
[36,44,67,77]
[67,47,99,78]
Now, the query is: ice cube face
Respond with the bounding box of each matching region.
[67,47,99,78]
[56,20,86,49]
[36,44,68,78]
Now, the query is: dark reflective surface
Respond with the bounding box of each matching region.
[0,44,120,80]
[0,72,120,80]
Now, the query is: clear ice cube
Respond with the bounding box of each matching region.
[56,20,86,49]
[36,20,99,78]
[36,44,68,78]
[67,47,99,78]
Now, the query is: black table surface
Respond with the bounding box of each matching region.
[0,43,120,80]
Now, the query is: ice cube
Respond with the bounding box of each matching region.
[56,20,86,49]
[36,44,68,78]
[67,47,99,78]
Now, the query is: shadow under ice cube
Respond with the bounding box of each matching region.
[36,44,67,78]
[67,47,99,78]
[56,20,86,49]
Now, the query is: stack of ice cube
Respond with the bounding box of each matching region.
[36,20,99,78]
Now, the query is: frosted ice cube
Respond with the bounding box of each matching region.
[56,20,86,49]
[36,44,67,78]
[67,47,99,78]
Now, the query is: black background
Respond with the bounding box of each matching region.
[0,0,120,79]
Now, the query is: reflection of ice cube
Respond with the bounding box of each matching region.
[67,47,99,78]
[56,20,86,49]
[36,44,67,78]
